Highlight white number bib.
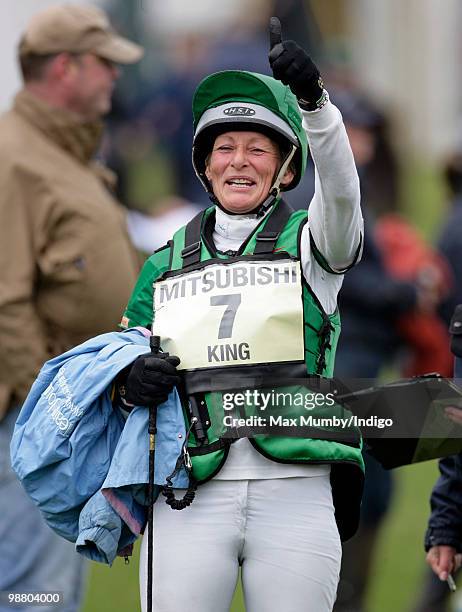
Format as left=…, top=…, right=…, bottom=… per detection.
left=152, top=259, right=304, bottom=370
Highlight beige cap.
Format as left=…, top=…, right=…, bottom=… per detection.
left=19, top=4, right=143, bottom=64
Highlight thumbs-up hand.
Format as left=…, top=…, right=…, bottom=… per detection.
left=268, top=16, right=325, bottom=110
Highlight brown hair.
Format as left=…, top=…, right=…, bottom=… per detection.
left=18, top=47, right=57, bottom=82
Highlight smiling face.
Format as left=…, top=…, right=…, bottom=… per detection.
left=204, top=131, right=294, bottom=214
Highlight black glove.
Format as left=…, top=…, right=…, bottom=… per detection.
left=119, top=353, right=181, bottom=407
left=268, top=16, right=325, bottom=110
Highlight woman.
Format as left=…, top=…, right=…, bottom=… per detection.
left=119, top=19, right=364, bottom=612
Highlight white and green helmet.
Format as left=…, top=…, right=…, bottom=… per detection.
left=192, top=70, right=308, bottom=197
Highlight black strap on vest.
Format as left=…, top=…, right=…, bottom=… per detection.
left=253, top=199, right=293, bottom=254
left=183, top=361, right=309, bottom=395
left=181, top=200, right=294, bottom=267
left=187, top=438, right=233, bottom=456
left=181, top=209, right=205, bottom=268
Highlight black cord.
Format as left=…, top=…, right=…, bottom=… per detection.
left=161, top=419, right=198, bottom=510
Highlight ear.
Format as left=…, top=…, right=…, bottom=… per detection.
left=280, top=167, right=295, bottom=188
left=205, top=165, right=212, bottom=183
left=51, top=53, right=78, bottom=81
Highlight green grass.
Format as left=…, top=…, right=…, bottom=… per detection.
left=82, top=461, right=446, bottom=612
left=365, top=462, right=440, bottom=611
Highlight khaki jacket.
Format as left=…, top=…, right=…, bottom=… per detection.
left=0, top=90, right=140, bottom=419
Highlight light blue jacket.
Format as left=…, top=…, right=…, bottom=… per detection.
left=10, top=327, right=188, bottom=565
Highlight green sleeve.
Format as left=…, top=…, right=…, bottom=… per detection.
left=120, top=245, right=171, bottom=329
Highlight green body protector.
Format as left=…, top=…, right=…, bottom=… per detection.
left=145, top=200, right=364, bottom=540
left=123, top=71, right=364, bottom=540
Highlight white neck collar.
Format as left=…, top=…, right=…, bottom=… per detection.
left=214, top=207, right=268, bottom=242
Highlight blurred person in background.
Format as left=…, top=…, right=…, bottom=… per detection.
left=416, top=303, right=462, bottom=612
left=0, top=5, right=142, bottom=610
left=409, top=144, right=462, bottom=612
left=435, top=148, right=462, bottom=325
left=332, top=91, right=452, bottom=612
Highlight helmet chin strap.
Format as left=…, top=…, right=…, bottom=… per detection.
left=206, top=144, right=297, bottom=218
left=255, top=144, right=297, bottom=218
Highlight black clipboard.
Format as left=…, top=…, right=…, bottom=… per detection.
left=337, top=375, right=462, bottom=468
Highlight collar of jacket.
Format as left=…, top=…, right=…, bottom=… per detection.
left=14, top=89, right=104, bottom=164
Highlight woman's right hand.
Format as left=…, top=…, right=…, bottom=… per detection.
left=268, top=16, right=324, bottom=109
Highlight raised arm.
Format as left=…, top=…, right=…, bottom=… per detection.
left=302, top=102, right=362, bottom=271
left=269, top=17, right=362, bottom=273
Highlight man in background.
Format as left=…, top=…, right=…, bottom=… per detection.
left=0, top=5, right=142, bottom=610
